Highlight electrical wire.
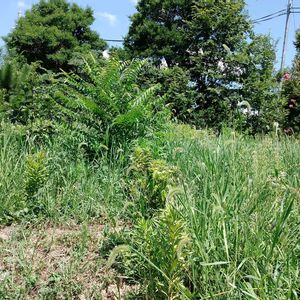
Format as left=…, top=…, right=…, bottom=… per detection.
left=253, top=12, right=287, bottom=23
left=252, top=7, right=300, bottom=24
left=252, top=9, right=286, bottom=22
left=103, top=7, right=300, bottom=42
left=103, top=39, right=123, bottom=42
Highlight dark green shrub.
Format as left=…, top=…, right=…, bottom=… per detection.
left=0, top=60, right=55, bottom=125
left=281, top=29, right=300, bottom=133
left=282, top=71, right=300, bottom=133
left=137, top=64, right=197, bottom=124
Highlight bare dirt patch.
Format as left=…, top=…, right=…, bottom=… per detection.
left=0, top=225, right=17, bottom=241
left=0, top=223, right=138, bottom=299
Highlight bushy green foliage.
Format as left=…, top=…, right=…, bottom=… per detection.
left=125, top=0, right=193, bottom=66
left=137, top=64, right=197, bottom=123
left=5, top=0, right=106, bottom=72
left=281, top=29, right=300, bottom=133
left=188, top=7, right=284, bottom=132
left=282, top=75, right=300, bottom=132
left=0, top=60, right=55, bottom=125
left=125, top=0, right=282, bottom=132
left=54, top=55, right=170, bottom=151
left=231, top=35, right=287, bottom=133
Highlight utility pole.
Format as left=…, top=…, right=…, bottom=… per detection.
left=280, top=0, right=292, bottom=73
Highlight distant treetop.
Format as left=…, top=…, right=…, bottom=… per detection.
left=4, top=0, right=107, bottom=72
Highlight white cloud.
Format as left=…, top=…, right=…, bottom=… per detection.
left=129, top=0, right=138, bottom=4
left=17, top=0, right=26, bottom=16
left=97, top=12, right=117, bottom=26
left=17, top=0, right=25, bottom=9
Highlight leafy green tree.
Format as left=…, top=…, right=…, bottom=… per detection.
left=126, top=0, right=281, bottom=132
left=137, top=64, right=197, bottom=124
left=282, top=30, right=300, bottom=132
left=125, top=0, right=194, bottom=67
left=5, top=0, right=106, bottom=72
left=125, top=0, right=251, bottom=70
left=239, top=35, right=286, bottom=133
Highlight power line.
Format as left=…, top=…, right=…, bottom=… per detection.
left=103, top=39, right=123, bottom=43
left=252, top=7, right=300, bottom=23
left=253, top=12, right=287, bottom=24
left=103, top=7, right=300, bottom=44
left=252, top=9, right=286, bottom=22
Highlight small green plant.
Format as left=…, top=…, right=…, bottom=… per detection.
left=24, top=151, right=48, bottom=213
left=109, top=206, right=192, bottom=299
left=128, top=146, right=178, bottom=216
left=99, top=225, right=131, bottom=259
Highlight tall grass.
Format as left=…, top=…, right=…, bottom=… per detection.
left=115, top=126, right=300, bottom=299
left=173, top=129, right=299, bottom=298
left=0, top=123, right=299, bottom=298
left=0, top=123, right=130, bottom=224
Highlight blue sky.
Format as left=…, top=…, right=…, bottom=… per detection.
left=0, top=0, right=299, bottom=69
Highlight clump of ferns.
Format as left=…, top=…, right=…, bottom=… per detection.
left=127, top=146, right=180, bottom=217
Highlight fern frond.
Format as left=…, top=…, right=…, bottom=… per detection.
left=131, top=85, right=158, bottom=107
left=113, top=107, right=144, bottom=126
left=120, top=59, right=147, bottom=84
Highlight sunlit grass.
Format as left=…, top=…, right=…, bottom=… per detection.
left=0, top=124, right=299, bottom=298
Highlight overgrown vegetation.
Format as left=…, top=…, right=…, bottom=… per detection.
left=0, top=0, right=299, bottom=298
left=0, top=125, right=299, bottom=298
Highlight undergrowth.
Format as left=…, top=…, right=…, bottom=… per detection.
left=0, top=123, right=299, bottom=299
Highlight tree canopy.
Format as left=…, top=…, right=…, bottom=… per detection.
left=5, top=0, right=106, bottom=72
left=125, top=0, right=281, bottom=131
left=281, top=29, right=300, bottom=132
left=125, top=0, right=251, bottom=67
left=125, top=0, right=194, bottom=67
